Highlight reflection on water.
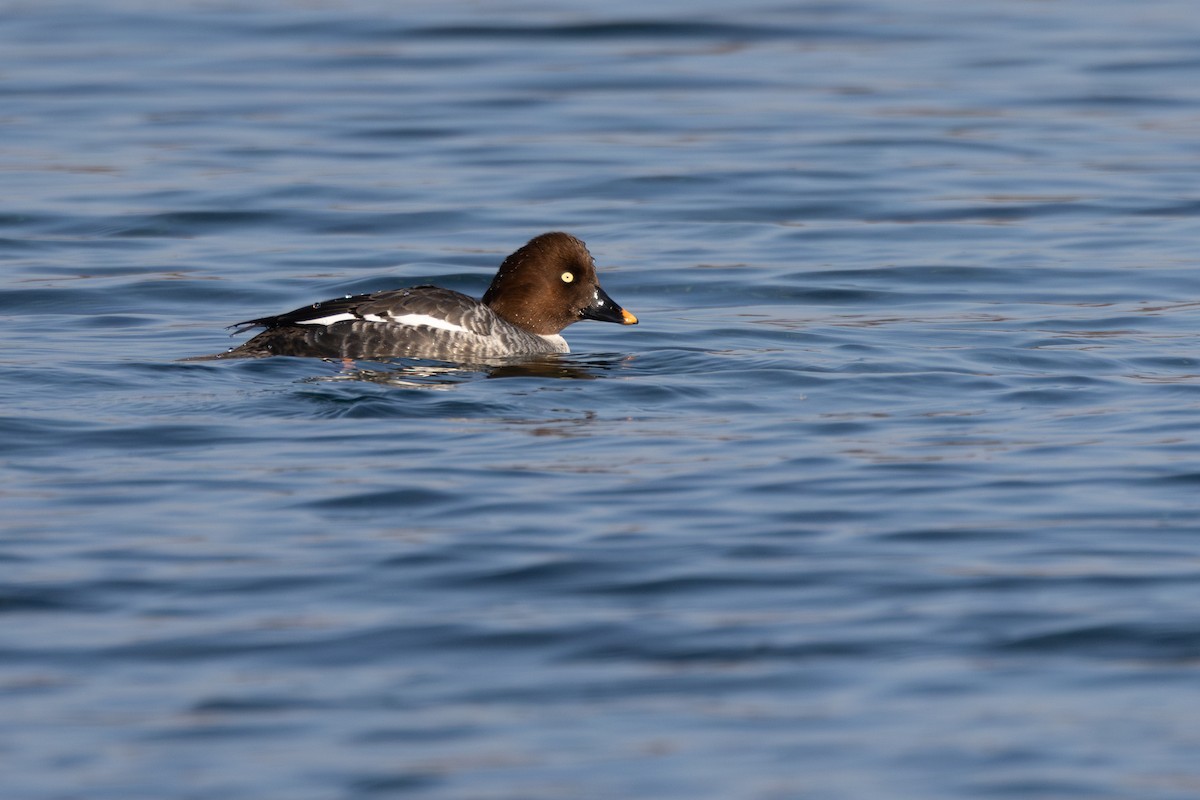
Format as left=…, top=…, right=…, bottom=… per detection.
left=306, top=354, right=630, bottom=387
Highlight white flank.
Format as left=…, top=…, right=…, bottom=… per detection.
left=391, top=313, right=469, bottom=334
left=296, top=312, right=357, bottom=325
left=539, top=334, right=569, bottom=353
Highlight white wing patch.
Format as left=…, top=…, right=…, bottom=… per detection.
left=296, top=312, right=357, bottom=325
left=391, top=314, right=470, bottom=334
left=293, top=311, right=468, bottom=334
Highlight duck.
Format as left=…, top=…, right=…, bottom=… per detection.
left=207, top=231, right=637, bottom=362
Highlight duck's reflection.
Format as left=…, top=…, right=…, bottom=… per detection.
left=308, top=353, right=632, bottom=388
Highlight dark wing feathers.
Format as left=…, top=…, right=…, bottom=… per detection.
left=230, top=286, right=488, bottom=334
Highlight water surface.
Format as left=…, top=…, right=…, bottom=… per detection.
left=3, top=1, right=1200, bottom=798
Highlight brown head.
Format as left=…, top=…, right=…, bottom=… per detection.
left=481, top=232, right=638, bottom=335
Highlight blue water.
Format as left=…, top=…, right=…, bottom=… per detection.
left=3, top=1, right=1200, bottom=797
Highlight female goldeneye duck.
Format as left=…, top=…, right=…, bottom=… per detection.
left=208, top=232, right=638, bottom=363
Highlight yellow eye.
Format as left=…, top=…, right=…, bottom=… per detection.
left=561, top=271, right=574, bottom=283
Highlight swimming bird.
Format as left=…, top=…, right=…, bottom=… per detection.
left=206, top=232, right=637, bottom=362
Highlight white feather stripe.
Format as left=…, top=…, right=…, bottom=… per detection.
left=390, top=314, right=470, bottom=334
left=292, top=307, right=470, bottom=331
left=293, top=311, right=470, bottom=334
left=295, top=312, right=357, bottom=325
